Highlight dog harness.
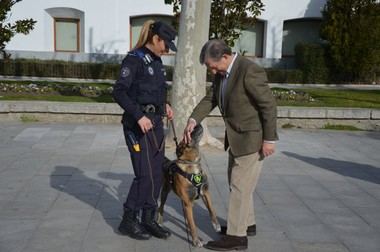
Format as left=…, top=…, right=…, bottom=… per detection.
left=167, top=160, right=207, bottom=200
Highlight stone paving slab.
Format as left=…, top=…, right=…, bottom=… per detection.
left=0, top=122, right=379, bottom=252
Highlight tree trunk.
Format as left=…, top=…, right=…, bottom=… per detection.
left=170, top=0, right=222, bottom=149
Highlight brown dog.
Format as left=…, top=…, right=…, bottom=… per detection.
left=157, top=125, right=221, bottom=247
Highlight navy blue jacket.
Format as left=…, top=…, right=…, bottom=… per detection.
left=112, top=47, right=168, bottom=125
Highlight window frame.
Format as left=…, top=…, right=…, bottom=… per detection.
left=54, top=18, right=80, bottom=53
left=281, top=18, right=322, bottom=58
left=233, top=20, right=265, bottom=58
left=129, top=15, right=176, bottom=55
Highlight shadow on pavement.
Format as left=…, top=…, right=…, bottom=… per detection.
left=50, top=166, right=131, bottom=234
left=283, top=151, right=380, bottom=184
left=50, top=166, right=220, bottom=245
left=103, top=171, right=221, bottom=243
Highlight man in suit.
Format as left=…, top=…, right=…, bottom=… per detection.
left=183, top=39, right=278, bottom=251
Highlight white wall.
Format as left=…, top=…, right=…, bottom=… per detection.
left=6, top=0, right=326, bottom=62
left=6, top=0, right=173, bottom=54
left=259, top=0, right=326, bottom=58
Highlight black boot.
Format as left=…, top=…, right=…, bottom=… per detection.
left=118, top=208, right=151, bottom=240
left=141, top=208, right=171, bottom=239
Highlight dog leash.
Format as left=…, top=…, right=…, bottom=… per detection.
left=167, top=118, right=193, bottom=248
left=168, top=118, right=179, bottom=147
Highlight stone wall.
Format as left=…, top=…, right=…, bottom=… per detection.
left=0, top=101, right=379, bottom=131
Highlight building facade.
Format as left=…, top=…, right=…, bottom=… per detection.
left=5, top=0, right=327, bottom=67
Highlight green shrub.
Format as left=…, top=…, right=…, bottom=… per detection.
left=295, top=43, right=329, bottom=84
left=0, top=58, right=120, bottom=80
left=266, top=68, right=303, bottom=83
left=320, top=0, right=380, bottom=83
left=0, top=58, right=180, bottom=81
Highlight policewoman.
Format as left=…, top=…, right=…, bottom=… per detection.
left=112, top=20, right=177, bottom=240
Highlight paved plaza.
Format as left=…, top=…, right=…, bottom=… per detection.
left=0, top=122, right=379, bottom=252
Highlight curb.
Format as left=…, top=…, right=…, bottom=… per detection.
left=0, top=101, right=379, bottom=130
left=1, top=101, right=379, bottom=119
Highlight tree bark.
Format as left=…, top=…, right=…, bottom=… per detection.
left=170, top=0, right=222, bottom=149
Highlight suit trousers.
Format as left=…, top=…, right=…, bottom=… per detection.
left=227, top=150, right=263, bottom=236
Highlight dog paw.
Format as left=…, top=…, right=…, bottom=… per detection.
left=213, top=222, right=221, bottom=232
left=192, top=238, right=203, bottom=248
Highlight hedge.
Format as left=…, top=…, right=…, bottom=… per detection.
left=0, top=59, right=120, bottom=80
left=295, top=43, right=329, bottom=84
left=266, top=68, right=303, bottom=83
left=1, top=58, right=305, bottom=83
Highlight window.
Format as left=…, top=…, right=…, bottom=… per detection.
left=54, top=18, right=79, bottom=52
left=130, top=15, right=175, bottom=50
left=46, top=7, right=84, bottom=52
left=282, top=19, right=322, bottom=57
left=232, top=21, right=265, bottom=57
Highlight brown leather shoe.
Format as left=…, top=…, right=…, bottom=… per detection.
left=219, top=224, right=256, bottom=236
left=204, top=235, right=247, bottom=251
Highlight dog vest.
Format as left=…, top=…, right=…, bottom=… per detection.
left=167, top=160, right=207, bottom=200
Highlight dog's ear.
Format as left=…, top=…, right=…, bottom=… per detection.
left=190, top=124, right=203, bottom=146
left=176, top=140, right=186, bottom=158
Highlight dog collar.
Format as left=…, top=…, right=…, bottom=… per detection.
left=176, top=159, right=201, bottom=165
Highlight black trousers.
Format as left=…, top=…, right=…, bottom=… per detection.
left=122, top=115, right=165, bottom=211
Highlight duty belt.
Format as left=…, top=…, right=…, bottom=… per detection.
left=141, top=104, right=160, bottom=114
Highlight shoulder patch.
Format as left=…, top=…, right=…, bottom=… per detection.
left=148, top=66, right=154, bottom=75
left=121, top=67, right=130, bottom=78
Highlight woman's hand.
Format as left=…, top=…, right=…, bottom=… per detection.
left=137, top=116, right=153, bottom=133
left=166, top=104, right=174, bottom=120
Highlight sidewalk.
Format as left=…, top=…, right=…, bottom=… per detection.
left=0, top=122, right=379, bottom=252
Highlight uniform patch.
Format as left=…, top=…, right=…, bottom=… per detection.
left=121, top=67, right=130, bottom=78
left=148, top=66, right=154, bottom=75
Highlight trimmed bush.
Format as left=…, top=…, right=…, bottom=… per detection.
left=266, top=68, right=303, bottom=83
left=0, top=58, right=324, bottom=84
left=295, top=43, right=329, bottom=84
left=0, top=58, right=177, bottom=81
left=0, top=58, right=120, bottom=80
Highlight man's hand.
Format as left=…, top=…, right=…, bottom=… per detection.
left=261, top=142, right=275, bottom=157
left=137, top=116, right=153, bottom=133
left=183, top=118, right=197, bottom=144
left=166, top=104, right=174, bottom=120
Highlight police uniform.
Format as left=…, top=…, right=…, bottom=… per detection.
left=113, top=21, right=177, bottom=240
left=113, top=46, right=167, bottom=211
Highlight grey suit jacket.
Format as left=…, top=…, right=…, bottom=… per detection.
left=190, top=55, right=278, bottom=157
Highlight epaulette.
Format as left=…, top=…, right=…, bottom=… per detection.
left=127, top=49, right=153, bottom=65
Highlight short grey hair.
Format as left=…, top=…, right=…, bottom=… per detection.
left=199, top=39, right=232, bottom=64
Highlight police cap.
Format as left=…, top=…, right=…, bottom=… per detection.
left=151, top=21, right=177, bottom=52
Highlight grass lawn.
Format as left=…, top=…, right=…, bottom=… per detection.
left=275, top=88, right=380, bottom=108
left=0, top=79, right=112, bottom=89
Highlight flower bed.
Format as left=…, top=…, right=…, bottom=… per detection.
left=0, top=82, right=113, bottom=98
